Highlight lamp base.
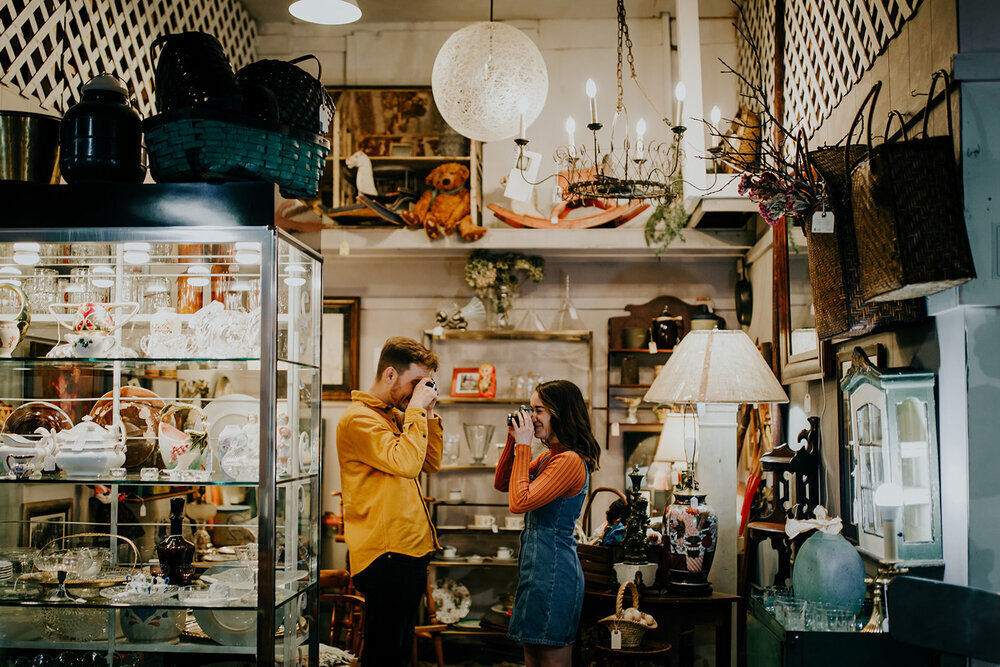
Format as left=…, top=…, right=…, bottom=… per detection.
left=613, top=561, right=659, bottom=589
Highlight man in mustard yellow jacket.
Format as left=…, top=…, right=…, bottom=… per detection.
left=337, top=336, right=443, bottom=665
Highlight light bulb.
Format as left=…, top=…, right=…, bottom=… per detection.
left=187, top=276, right=210, bottom=287
left=13, top=243, right=40, bottom=253
left=0, top=266, right=21, bottom=276
left=636, top=118, right=647, bottom=159
left=288, top=0, right=361, bottom=25
left=565, top=116, right=576, bottom=134
left=13, top=252, right=39, bottom=266
left=674, top=82, right=687, bottom=101
left=92, top=265, right=114, bottom=289
left=284, top=276, right=307, bottom=287
left=586, top=79, right=597, bottom=99
left=123, top=242, right=150, bottom=265
left=284, top=264, right=307, bottom=287
left=711, top=105, right=722, bottom=126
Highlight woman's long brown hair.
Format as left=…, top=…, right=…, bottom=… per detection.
left=535, top=380, right=600, bottom=472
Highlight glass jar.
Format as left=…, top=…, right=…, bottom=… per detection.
left=142, top=278, right=171, bottom=313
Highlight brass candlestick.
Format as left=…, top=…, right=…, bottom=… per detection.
left=861, top=562, right=908, bottom=633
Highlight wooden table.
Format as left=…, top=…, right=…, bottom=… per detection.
left=582, top=588, right=741, bottom=667
left=594, top=638, right=672, bottom=667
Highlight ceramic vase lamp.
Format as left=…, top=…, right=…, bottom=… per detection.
left=644, top=329, right=788, bottom=595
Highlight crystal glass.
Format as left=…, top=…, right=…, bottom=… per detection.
left=443, top=433, right=461, bottom=465
left=775, top=598, right=806, bottom=631
left=517, top=296, right=545, bottom=331
left=463, top=423, right=495, bottom=466
left=549, top=274, right=585, bottom=331
left=142, top=277, right=171, bottom=314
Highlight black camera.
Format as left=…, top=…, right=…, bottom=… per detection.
left=426, top=379, right=437, bottom=391
left=507, top=405, right=530, bottom=426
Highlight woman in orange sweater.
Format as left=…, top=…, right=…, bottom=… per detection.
left=494, top=379, right=600, bottom=667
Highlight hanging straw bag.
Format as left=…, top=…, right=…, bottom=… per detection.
left=805, top=83, right=925, bottom=340
left=850, top=70, right=976, bottom=301
left=598, top=580, right=657, bottom=648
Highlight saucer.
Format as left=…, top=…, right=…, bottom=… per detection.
left=438, top=554, right=463, bottom=561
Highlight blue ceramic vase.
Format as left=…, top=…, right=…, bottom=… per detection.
left=792, top=531, right=866, bottom=613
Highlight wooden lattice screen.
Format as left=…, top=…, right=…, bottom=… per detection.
left=737, top=0, right=923, bottom=139
left=0, top=0, right=256, bottom=116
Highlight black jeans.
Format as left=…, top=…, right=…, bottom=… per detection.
left=351, top=552, right=431, bottom=666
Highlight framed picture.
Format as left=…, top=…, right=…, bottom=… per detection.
left=22, top=498, right=73, bottom=549
left=450, top=368, right=481, bottom=397
left=322, top=297, right=361, bottom=401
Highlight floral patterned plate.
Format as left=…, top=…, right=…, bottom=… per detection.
left=431, top=578, right=471, bottom=624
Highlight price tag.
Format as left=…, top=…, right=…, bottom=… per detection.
left=812, top=210, right=835, bottom=234
left=691, top=496, right=700, bottom=509
left=610, top=628, right=622, bottom=650
left=611, top=422, right=621, bottom=437
left=339, top=240, right=351, bottom=256
left=648, top=341, right=658, bottom=354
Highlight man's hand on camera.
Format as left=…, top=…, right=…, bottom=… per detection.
left=409, top=378, right=438, bottom=411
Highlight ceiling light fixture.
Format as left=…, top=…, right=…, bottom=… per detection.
left=288, top=0, right=362, bottom=25
left=432, top=2, right=548, bottom=142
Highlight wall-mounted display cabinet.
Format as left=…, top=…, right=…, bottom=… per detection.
left=840, top=349, right=942, bottom=565
left=0, top=182, right=321, bottom=665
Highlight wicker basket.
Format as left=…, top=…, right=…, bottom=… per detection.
left=144, top=107, right=330, bottom=199
left=805, top=82, right=925, bottom=340
left=236, top=55, right=335, bottom=136
left=598, top=580, right=657, bottom=648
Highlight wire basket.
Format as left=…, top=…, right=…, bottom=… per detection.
left=144, top=107, right=331, bottom=199
left=598, top=580, right=657, bottom=648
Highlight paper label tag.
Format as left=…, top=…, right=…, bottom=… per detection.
left=812, top=210, right=835, bottom=234
left=339, top=240, right=351, bottom=256
left=611, top=422, right=621, bottom=437
left=648, top=341, right=658, bottom=354
left=610, top=628, right=622, bottom=650
left=691, top=496, right=700, bottom=509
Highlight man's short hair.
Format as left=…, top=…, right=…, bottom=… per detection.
left=376, top=336, right=439, bottom=376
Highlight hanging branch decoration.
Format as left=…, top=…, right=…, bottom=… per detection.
left=701, top=0, right=823, bottom=228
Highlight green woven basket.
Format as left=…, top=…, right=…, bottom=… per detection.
left=144, top=107, right=330, bottom=198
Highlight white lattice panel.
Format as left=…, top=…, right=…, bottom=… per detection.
left=736, top=0, right=922, bottom=139
left=735, top=0, right=775, bottom=117
left=0, top=0, right=256, bottom=115
left=783, top=0, right=923, bottom=137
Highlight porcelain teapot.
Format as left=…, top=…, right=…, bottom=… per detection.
left=52, top=416, right=126, bottom=476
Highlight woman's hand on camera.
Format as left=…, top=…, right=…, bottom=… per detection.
left=511, top=410, right=534, bottom=446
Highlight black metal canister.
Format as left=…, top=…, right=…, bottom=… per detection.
left=59, top=74, right=145, bottom=184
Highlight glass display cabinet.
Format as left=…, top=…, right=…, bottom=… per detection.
left=839, top=347, right=942, bottom=565
left=0, top=182, right=322, bottom=665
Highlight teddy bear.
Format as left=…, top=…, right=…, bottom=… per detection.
left=400, top=162, right=487, bottom=241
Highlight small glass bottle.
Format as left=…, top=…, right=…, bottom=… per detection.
left=156, top=497, right=195, bottom=586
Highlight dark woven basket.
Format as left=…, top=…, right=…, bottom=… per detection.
left=236, top=55, right=334, bottom=136
left=850, top=70, right=975, bottom=302
left=152, top=32, right=241, bottom=113
left=143, top=107, right=330, bottom=199
left=805, top=83, right=924, bottom=340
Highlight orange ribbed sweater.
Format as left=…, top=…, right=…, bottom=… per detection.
left=494, top=435, right=587, bottom=513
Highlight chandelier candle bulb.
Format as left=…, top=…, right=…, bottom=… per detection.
left=586, top=79, right=598, bottom=124
left=565, top=117, right=577, bottom=157
left=517, top=97, right=528, bottom=140
left=636, top=118, right=647, bottom=160
left=710, top=105, right=722, bottom=126
left=674, top=81, right=686, bottom=127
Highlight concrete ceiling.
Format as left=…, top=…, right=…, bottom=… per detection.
left=240, top=0, right=737, bottom=25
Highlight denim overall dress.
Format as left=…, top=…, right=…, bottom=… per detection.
left=507, top=453, right=589, bottom=647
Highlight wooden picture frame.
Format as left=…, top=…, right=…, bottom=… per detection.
left=836, top=342, right=886, bottom=543
left=450, top=368, right=481, bottom=397
left=22, top=498, right=73, bottom=549
left=322, top=297, right=360, bottom=401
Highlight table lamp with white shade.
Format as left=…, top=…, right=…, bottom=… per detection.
left=651, top=411, right=694, bottom=508
left=644, top=329, right=788, bottom=595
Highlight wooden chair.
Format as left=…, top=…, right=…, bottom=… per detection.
left=321, top=569, right=365, bottom=658
left=412, top=576, right=446, bottom=667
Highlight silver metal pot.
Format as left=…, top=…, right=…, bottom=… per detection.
left=0, top=111, right=61, bottom=183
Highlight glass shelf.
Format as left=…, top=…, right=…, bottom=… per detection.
left=0, top=639, right=255, bottom=655
left=426, top=329, right=591, bottom=342
left=0, top=471, right=316, bottom=486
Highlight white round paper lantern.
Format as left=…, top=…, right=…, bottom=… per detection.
left=432, top=22, right=548, bottom=143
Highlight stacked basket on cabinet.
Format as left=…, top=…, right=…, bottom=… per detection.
left=143, top=32, right=334, bottom=198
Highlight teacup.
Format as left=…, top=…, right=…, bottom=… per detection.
left=448, top=489, right=463, bottom=502
left=504, top=516, right=525, bottom=531
left=442, top=545, right=457, bottom=559
left=473, top=514, right=496, bottom=529
left=496, top=546, right=514, bottom=560
left=66, top=332, right=116, bottom=358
